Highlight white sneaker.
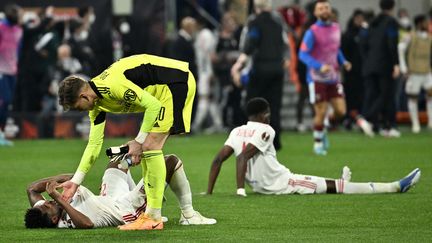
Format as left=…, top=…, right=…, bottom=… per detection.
left=388, top=128, right=401, bottom=138
left=412, top=124, right=421, bottom=133
left=342, top=166, right=352, bottom=181
left=356, top=118, right=374, bottom=137
left=296, top=123, right=307, bottom=133
left=179, top=211, right=217, bottom=225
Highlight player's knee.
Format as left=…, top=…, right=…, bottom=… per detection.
left=335, top=107, right=346, bottom=118
left=165, top=154, right=180, bottom=171
left=164, top=154, right=181, bottom=183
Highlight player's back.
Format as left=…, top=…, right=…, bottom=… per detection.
left=226, top=122, right=291, bottom=194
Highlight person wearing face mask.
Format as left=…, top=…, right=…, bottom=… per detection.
left=0, top=4, right=22, bottom=146
left=398, top=15, right=432, bottom=133
left=67, top=19, right=98, bottom=77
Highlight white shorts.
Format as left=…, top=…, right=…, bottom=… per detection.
left=100, top=169, right=146, bottom=224
left=405, top=73, right=432, bottom=95
left=280, top=173, right=327, bottom=195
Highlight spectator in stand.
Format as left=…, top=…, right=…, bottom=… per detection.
left=361, top=0, right=400, bottom=138
left=38, top=43, right=84, bottom=138
left=169, top=17, right=198, bottom=82
left=398, top=15, right=432, bottom=133
left=67, top=19, right=98, bottom=77
left=0, top=4, right=22, bottom=146
left=341, top=9, right=365, bottom=130
left=16, top=6, right=59, bottom=112
left=279, top=2, right=311, bottom=132
left=213, top=13, right=246, bottom=129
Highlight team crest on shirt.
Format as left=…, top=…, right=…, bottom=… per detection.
left=261, top=132, right=270, bottom=142
left=123, top=89, right=137, bottom=101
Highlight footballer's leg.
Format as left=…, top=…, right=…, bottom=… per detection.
left=325, top=168, right=421, bottom=194
left=406, top=75, right=422, bottom=133
left=165, top=154, right=216, bottom=225
left=426, top=86, right=432, bottom=129
left=100, top=161, right=132, bottom=199
left=313, top=101, right=328, bottom=155
left=119, top=133, right=168, bottom=231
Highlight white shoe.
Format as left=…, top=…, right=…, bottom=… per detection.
left=179, top=211, right=217, bottom=225
left=313, top=143, right=327, bottom=156
left=356, top=118, right=374, bottom=137
left=296, top=123, right=307, bottom=133
left=388, top=128, right=401, bottom=138
left=342, top=166, right=352, bottom=181
left=412, top=124, right=421, bottom=133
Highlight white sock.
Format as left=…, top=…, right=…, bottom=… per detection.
left=192, top=98, right=209, bottom=130
left=168, top=162, right=194, bottom=218
left=126, top=170, right=136, bottom=190
left=408, top=99, right=419, bottom=128
left=335, top=179, right=399, bottom=194
left=145, top=207, right=161, bottom=220
left=314, top=177, right=328, bottom=194
left=209, top=102, right=223, bottom=128
left=427, top=97, right=432, bottom=127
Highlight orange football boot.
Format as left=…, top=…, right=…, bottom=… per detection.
left=118, top=213, right=163, bottom=230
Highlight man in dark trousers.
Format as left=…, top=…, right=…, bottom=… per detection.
left=361, top=0, right=400, bottom=137
left=231, top=0, right=289, bottom=150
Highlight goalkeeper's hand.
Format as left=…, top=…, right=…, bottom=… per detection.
left=60, top=180, right=78, bottom=202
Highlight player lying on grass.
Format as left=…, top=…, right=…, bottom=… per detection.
left=25, top=154, right=216, bottom=229
left=207, top=97, right=421, bottom=196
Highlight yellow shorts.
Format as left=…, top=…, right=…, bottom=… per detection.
left=144, top=71, right=196, bottom=134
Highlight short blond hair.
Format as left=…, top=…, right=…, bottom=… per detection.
left=254, top=0, right=271, bottom=10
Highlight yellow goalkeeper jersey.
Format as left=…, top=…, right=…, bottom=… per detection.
left=77, top=54, right=192, bottom=177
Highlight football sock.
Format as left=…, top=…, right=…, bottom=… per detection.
left=209, top=102, right=223, bottom=129
left=335, top=179, right=399, bottom=194
left=427, top=97, right=432, bottom=127
left=192, top=98, right=209, bottom=130
left=142, top=150, right=166, bottom=220
left=408, top=99, right=419, bottom=128
left=168, top=161, right=194, bottom=218
left=314, top=177, right=328, bottom=194
left=126, top=170, right=136, bottom=190
left=313, top=124, right=324, bottom=146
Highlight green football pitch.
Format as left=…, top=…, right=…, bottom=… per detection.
left=0, top=130, right=431, bottom=242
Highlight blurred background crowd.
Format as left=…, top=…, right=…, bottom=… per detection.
left=0, top=0, right=431, bottom=143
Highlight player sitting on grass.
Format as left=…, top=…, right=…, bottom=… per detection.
left=25, top=154, right=216, bottom=229
left=207, top=97, right=421, bottom=196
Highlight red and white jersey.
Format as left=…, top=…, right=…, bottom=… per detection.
left=57, top=178, right=146, bottom=228
left=57, top=186, right=123, bottom=228
left=224, top=121, right=292, bottom=194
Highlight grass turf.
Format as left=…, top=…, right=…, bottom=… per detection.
left=0, top=129, right=431, bottom=242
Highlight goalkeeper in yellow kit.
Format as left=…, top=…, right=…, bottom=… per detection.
left=57, top=54, right=196, bottom=230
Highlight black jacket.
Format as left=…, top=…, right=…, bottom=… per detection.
left=362, top=13, right=399, bottom=76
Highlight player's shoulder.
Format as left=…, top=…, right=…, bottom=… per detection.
left=229, top=125, right=243, bottom=135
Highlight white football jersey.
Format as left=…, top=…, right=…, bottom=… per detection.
left=57, top=185, right=144, bottom=228
left=224, top=121, right=291, bottom=194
